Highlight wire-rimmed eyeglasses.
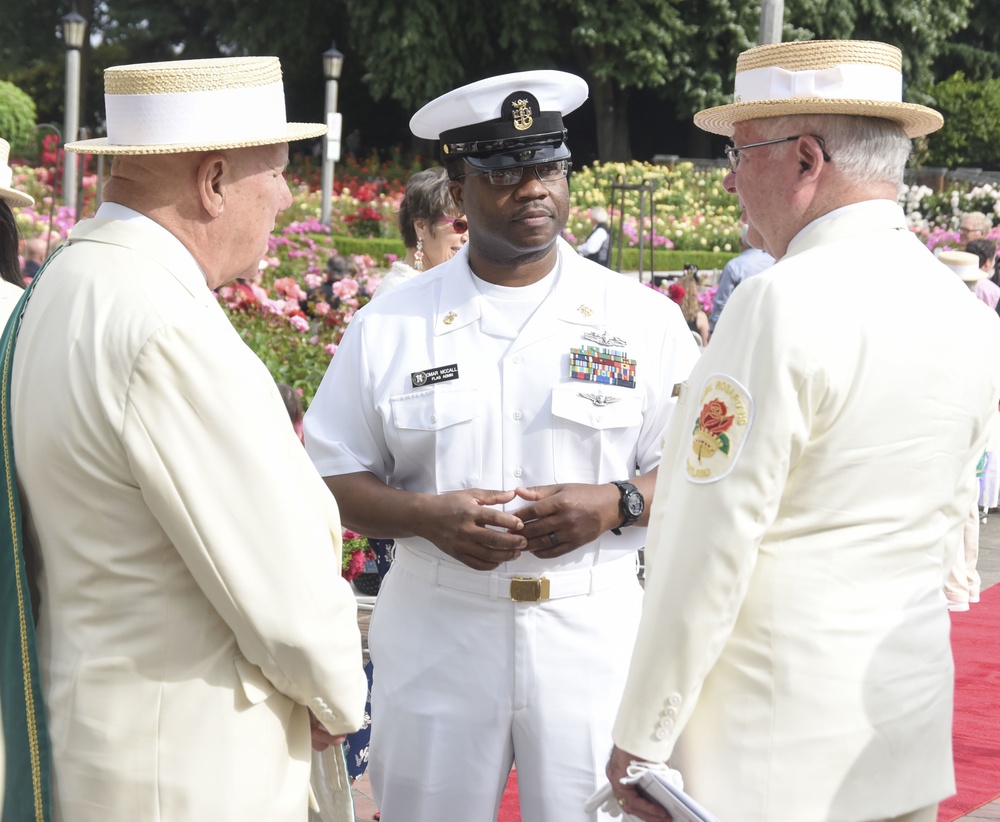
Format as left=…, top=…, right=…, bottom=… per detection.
left=724, top=135, right=831, bottom=173
left=459, top=159, right=571, bottom=187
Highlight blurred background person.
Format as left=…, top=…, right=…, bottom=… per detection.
left=372, top=167, right=468, bottom=299
left=576, top=204, right=611, bottom=267
left=0, top=137, right=30, bottom=320
left=709, top=224, right=774, bottom=337
left=667, top=264, right=709, bottom=348
left=21, top=237, right=47, bottom=281
left=940, top=250, right=992, bottom=612
left=958, top=211, right=992, bottom=247
left=276, top=382, right=305, bottom=445
left=965, top=237, right=999, bottom=309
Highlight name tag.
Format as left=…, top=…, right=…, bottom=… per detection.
left=411, top=364, right=460, bottom=388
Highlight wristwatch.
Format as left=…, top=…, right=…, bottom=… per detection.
left=610, top=480, right=644, bottom=535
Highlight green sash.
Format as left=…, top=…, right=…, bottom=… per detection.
left=0, top=267, right=52, bottom=822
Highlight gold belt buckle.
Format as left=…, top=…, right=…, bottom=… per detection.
left=509, top=577, right=551, bottom=602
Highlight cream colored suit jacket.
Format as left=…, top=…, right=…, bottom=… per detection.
left=613, top=201, right=1000, bottom=821
left=10, top=207, right=367, bottom=821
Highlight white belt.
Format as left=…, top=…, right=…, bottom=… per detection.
left=394, top=547, right=638, bottom=602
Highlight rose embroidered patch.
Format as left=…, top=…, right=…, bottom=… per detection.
left=686, top=374, right=753, bottom=483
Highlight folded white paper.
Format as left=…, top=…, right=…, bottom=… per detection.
left=584, top=762, right=720, bottom=822
left=627, top=768, right=720, bottom=822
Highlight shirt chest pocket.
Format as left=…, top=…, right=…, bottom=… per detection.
left=390, top=387, right=482, bottom=491
left=550, top=385, right=643, bottom=483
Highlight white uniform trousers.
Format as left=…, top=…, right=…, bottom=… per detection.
left=367, top=549, right=643, bottom=822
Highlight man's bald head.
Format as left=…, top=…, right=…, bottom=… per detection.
left=101, top=144, right=292, bottom=288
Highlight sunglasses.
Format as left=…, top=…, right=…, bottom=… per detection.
left=438, top=216, right=469, bottom=233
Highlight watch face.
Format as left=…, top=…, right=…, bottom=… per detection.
left=626, top=493, right=644, bottom=517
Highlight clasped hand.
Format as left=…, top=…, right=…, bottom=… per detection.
left=419, top=483, right=618, bottom=569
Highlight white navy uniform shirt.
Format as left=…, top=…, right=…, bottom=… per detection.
left=306, top=238, right=700, bottom=574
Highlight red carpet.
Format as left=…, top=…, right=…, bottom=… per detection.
left=499, top=769, right=520, bottom=822
left=938, top=583, right=1000, bottom=821
left=499, top=584, right=1000, bottom=822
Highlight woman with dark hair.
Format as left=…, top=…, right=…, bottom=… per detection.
left=0, top=138, right=31, bottom=325
left=372, top=166, right=468, bottom=298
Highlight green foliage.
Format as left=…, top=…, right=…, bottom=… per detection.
left=786, top=0, right=973, bottom=104
left=922, top=73, right=1000, bottom=169
left=932, top=0, right=1000, bottom=83
left=618, top=249, right=737, bottom=271
left=325, top=236, right=405, bottom=262
left=1, top=0, right=991, bottom=164
left=0, top=80, right=37, bottom=154
left=228, top=311, right=335, bottom=408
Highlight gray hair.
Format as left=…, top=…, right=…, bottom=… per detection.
left=755, top=114, right=912, bottom=193
left=961, top=211, right=992, bottom=233
left=397, top=167, right=458, bottom=248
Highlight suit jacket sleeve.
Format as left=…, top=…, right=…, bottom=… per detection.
left=120, top=309, right=367, bottom=734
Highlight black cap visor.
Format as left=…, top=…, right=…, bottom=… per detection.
left=461, top=141, right=571, bottom=171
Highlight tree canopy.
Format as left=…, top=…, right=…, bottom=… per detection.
left=0, top=0, right=996, bottom=165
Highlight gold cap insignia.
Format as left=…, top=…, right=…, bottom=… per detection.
left=512, top=98, right=533, bottom=131
left=577, top=304, right=593, bottom=317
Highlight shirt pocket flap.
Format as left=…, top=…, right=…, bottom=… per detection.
left=233, top=654, right=277, bottom=705
left=391, top=388, right=477, bottom=431
left=551, top=385, right=642, bottom=430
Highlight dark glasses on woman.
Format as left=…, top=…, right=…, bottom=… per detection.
left=438, top=217, right=469, bottom=233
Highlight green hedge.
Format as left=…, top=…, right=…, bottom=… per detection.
left=614, top=248, right=737, bottom=272
left=325, top=236, right=406, bottom=262
left=326, top=237, right=736, bottom=273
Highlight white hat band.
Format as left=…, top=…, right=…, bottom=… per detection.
left=105, top=82, right=287, bottom=147
left=0, top=166, right=12, bottom=189
left=734, top=63, right=903, bottom=104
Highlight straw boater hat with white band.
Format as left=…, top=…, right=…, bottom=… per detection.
left=694, top=40, right=943, bottom=139
left=0, top=138, right=34, bottom=208
left=939, top=250, right=985, bottom=283
left=66, top=56, right=326, bottom=155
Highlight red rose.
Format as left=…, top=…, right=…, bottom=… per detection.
left=699, top=399, right=734, bottom=435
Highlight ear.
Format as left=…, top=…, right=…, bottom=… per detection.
left=413, top=217, right=429, bottom=239
left=449, top=180, right=465, bottom=213
left=795, top=136, right=826, bottom=182
left=197, top=152, right=228, bottom=217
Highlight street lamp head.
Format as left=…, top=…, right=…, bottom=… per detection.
left=323, top=42, right=344, bottom=81
left=61, top=9, right=87, bottom=51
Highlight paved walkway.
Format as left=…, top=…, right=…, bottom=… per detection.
left=347, top=518, right=1000, bottom=821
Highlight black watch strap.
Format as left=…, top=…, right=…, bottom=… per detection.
left=610, top=480, right=644, bottom=536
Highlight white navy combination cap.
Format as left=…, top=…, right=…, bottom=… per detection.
left=409, top=70, right=588, bottom=171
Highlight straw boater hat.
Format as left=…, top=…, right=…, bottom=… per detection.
left=694, top=40, right=943, bottom=139
left=0, top=139, right=33, bottom=208
left=939, top=250, right=985, bottom=283
left=66, top=56, right=326, bottom=155
left=410, top=70, right=588, bottom=171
